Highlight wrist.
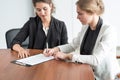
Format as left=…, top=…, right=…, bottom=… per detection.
left=53, top=47, right=60, bottom=53
left=13, top=44, right=23, bottom=52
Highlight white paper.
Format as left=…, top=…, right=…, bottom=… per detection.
left=15, top=54, right=54, bottom=66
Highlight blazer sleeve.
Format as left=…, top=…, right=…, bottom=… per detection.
left=10, top=20, right=30, bottom=49
left=58, top=31, right=82, bottom=53
left=58, top=26, right=87, bottom=53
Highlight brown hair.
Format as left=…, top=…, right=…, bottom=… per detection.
left=32, top=0, right=55, bottom=13
left=76, top=0, right=104, bottom=15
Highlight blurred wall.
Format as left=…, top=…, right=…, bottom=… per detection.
left=0, top=0, right=34, bottom=48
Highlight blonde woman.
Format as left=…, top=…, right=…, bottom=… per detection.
left=43, top=0, right=120, bottom=80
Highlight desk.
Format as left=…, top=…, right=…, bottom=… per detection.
left=0, top=49, right=94, bottom=80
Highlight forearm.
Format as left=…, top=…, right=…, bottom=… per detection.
left=53, top=47, right=60, bottom=53
left=58, top=44, right=75, bottom=53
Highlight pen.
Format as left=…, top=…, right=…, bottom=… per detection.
left=46, top=42, right=48, bottom=53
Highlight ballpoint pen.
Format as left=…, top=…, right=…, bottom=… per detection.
left=46, top=42, right=48, bottom=53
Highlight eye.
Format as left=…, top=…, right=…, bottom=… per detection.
left=77, top=12, right=83, bottom=16
left=36, top=8, right=41, bottom=12
left=43, top=7, right=47, bottom=11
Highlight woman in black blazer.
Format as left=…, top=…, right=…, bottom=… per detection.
left=11, top=0, right=68, bottom=58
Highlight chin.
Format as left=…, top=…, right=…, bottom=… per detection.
left=81, top=22, right=87, bottom=25
left=80, top=20, right=86, bottom=25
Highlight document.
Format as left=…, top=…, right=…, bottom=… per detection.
left=11, top=54, right=54, bottom=67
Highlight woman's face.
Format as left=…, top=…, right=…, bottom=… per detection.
left=76, top=5, right=93, bottom=25
left=35, top=2, right=52, bottom=21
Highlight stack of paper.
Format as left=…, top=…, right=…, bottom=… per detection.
left=11, top=54, right=54, bottom=66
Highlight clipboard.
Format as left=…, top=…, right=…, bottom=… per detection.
left=11, top=54, right=54, bottom=67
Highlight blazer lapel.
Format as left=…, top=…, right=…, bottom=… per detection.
left=79, top=26, right=89, bottom=49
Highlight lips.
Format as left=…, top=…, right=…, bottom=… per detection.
left=41, top=15, right=45, bottom=17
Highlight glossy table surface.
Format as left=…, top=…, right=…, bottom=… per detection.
left=0, top=49, right=94, bottom=80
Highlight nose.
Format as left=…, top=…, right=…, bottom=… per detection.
left=40, top=9, right=45, bottom=15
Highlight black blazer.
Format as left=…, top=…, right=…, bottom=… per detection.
left=11, top=16, right=68, bottom=49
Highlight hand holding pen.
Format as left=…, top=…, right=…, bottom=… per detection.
left=43, top=43, right=53, bottom=56
left=43, top=42, right=53, bottom=57
left=43, top=44, right=60, bottom=57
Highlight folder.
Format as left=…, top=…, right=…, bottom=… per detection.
left=11, top=54, right=54, bottom=67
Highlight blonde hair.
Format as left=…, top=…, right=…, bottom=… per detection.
left=76, top=0, right=104, bottom=15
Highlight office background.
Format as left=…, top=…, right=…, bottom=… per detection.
left=0, top=0, right=120, bottom=48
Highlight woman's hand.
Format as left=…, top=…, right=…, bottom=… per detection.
left=17, top=48, right=30, bottom=58
left=13, top=44, right=30, bottom=58
left=43, top=47, right=60, bottom=57
left=54, top=52, right=73, bottom=60
left=43, top=48, right=54, bottom=56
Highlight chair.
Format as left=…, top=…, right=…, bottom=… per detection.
left=5, top=28, right=29, bottom=48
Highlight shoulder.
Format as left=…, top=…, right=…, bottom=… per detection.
left=101, top=20, right=116, bottom=33
left=29, top=16, right=39, bottom=22
left=24, top=16, right=40, bottom=27
left=22, top=16, right=40, bottom=30
left=100, top=20, right=117, bottom=41
left=51, top=17, right=67, bottom=31
left=51, top=16, right=66, bottom=25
